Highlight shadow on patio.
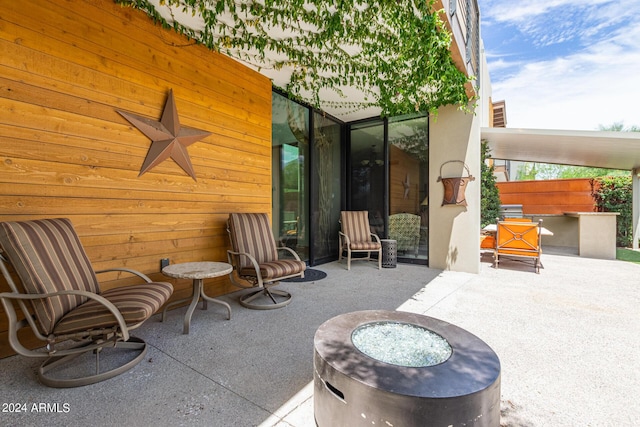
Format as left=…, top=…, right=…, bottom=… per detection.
left=1, top=250, right=639, bottom=426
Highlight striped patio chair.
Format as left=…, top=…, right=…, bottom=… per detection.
left=338, top=211, right=382, bottom=270
left=0, top=218, right=173, bottom=387
left=227, top=213, right=306, bottom=309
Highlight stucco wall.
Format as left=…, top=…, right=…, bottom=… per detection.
left=429, top=104, right=481, bottom=273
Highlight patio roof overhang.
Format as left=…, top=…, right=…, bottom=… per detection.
left=481, top=126, right=640, bottom=250
left=126, top=0, right=475, bottom=122
left=481, top=127, right=640, bottom=170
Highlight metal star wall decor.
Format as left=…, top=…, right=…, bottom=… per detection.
left=403, top=173, right=411, bottom=199
left=118, top=89, right=210, bottom=181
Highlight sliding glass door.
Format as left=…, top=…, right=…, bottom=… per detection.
left=347, top=114, right=429, bottom=264
left=272, top=93, right=310, bottom=260
left=272, top=92, right=344, bottom=265
left=311, top=112, right=342, bottom=264
left=273, top=91, right=428, bottom=266
left=388, top=114, right=429, bottom=262
left=348, top=119, right=386, bottom=237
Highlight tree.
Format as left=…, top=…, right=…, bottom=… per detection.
left=590, top=122, right=639, bottom=247
left=598, top=122, right=640, bottom=132
left=515, top=162, right=539, bottom=180
left=481, top=140, right=501, bottom=227
left=515, top=162, right=629, bottom=180
left=592, top=176, right=632, bottom=247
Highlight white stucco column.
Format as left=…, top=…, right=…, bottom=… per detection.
left=428, top=104, right=481, bottom=273
left=633, top=169, right=639, bottom=250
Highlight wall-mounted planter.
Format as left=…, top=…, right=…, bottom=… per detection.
left=437, top=160, right=475, bottom=206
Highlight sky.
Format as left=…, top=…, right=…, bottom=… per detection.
left=477, top=0, right=640, bottom=131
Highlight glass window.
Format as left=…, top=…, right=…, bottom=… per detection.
left=311, top=112, right=342, bottom=263
left=348, top=120, right=386, bottom=237
left=388, top=113, right=429, bottom=262
left=272, top=93, right=310, bottom=260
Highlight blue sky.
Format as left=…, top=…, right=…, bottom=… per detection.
left=477, top=0, right=640, bottom=131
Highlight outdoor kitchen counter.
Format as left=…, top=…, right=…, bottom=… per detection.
left=564, top=212, right=619, bottom=259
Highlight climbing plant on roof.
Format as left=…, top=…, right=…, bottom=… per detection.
left=116, top=0, right=472, bottom=117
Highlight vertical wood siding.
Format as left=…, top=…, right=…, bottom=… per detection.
left=0, top=0, right=273, bottom=356
left=390, top=145, right=420, bottom=215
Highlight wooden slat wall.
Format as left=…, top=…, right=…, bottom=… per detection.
left=0, top=0, right=272, bottom=357
left=496, top=178, right=596, bottom=215
left=390, top=145, right=420, bottom=215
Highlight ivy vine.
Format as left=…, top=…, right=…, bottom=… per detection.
left=116, top=0, right=472, bottom=117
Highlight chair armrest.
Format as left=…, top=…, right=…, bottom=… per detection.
left=226, top=250, right=265, bottom=288
left=0, top=289, right=131, bottom=351
left=227, top=250, right=262, bottom=274
left=95, top=267, right=152, bottom=283
left=338, top=231, right=351, bottom=245
left=370, top=233, right=381, bottom=243
left=276, top=246, right=303, bottom=261
left=0, top=292, right=42, bottom=345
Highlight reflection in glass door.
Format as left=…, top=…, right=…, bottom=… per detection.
left=311, top=112, right=342, bottom=264
left=272, top=93, right=309, bottom=260
left=348, top=120, right=386, bottom=237
left=388, top=114, right=429, bottom=263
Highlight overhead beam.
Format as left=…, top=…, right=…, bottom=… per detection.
left=482, top=127, right=640, bottom=170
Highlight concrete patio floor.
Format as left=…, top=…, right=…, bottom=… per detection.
left=1, top=248, right=639, bottom=426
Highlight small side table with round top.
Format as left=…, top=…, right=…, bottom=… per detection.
left=161, top=261, right=233, bottom=334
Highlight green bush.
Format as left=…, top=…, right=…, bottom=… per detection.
left=591, top=176, right=632, bottom=247
left=481, top=140, right=501, bottom=228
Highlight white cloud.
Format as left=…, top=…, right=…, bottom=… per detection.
left=492, top=46, right=640, bottom=130
left=481, top=0, right=640, bottom=130
left=483, top=0, right=614, bottom=23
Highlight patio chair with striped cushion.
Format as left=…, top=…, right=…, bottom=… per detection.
left=0, top=218, right=173, bottom=387
left=338, top=211, right=382, bottom=270
left=227, top=213, right=306, bottom=309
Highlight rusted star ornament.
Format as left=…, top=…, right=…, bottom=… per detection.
left=403, top=173, right=410, bottom=199
left=118, top=89, right=210, bottom=181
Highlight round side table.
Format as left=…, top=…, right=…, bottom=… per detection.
left=162, top=261, right=233, bottom=334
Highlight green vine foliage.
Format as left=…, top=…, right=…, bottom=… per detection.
left=592, top=176, right=633, bottom=247
left=116, top=0, right=472, bottom=117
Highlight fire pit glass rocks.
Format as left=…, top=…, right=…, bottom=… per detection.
left=314, top=310, right=501, bottom=427
left=351, top=322, right=452, bottom=367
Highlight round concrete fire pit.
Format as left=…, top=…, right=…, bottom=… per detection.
left=314, top=310, right=501, bottom=427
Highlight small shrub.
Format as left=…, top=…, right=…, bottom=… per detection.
left=481, top=140, right=501, bottom=228
left=592, top=176, right=632, bottom=247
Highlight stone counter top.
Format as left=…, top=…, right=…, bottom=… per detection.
left=162, top=261, right=232, bottom=280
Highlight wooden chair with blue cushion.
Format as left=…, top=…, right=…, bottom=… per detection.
left=227, top=213, right=306, bottom=309
left=0, top=218, right=173, bottom=387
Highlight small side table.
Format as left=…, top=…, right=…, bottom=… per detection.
left=162, top=261, right=233, bottom=334
left=381, top=239, right=397, bottom=268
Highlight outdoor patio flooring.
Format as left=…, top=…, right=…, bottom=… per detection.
left=1, top=248, right=639, bottom=426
